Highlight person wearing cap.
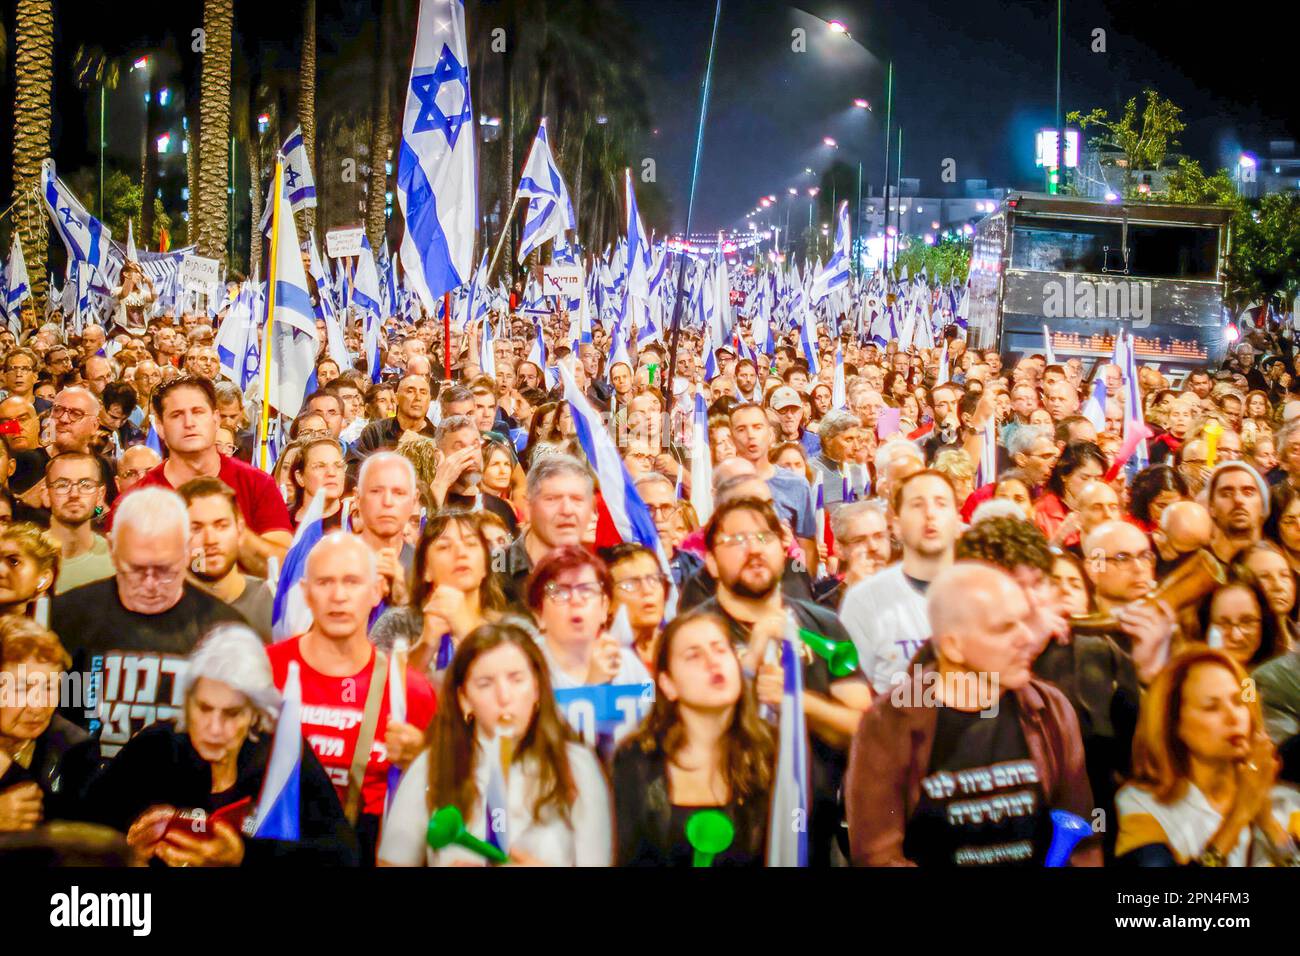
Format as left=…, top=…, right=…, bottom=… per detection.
left=1207, top=461, right=1268, bottom=564
left=770, top=385, right=821, bottom=459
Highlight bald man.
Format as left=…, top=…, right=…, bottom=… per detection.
left=846, top=562, right=1100, bottom=867
left=1154, top=500, right=1213, bottom=574
left=1076, top=480, right=1121, bottom=538
left=266, top=533, right=436, bottom=864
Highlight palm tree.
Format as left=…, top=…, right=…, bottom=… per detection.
left=298, top=0, right=317, bottom=239
left=195, top=0, right=234, bottom=262
left=12, top=0, right=54, bottom=306
left=364, top=0, right=392, bottom=252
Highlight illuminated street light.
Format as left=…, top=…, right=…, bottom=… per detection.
left=788, top=188, right=798, bottom=195
left=822, top=137, right=838, bottom=148
left=808, top=187, right=820, bottom=197
left=827, top=19, right=849, bottom=35
left=853, top=98, right=871, bottom=110
left=1238, top=153, right=1257, bottom=169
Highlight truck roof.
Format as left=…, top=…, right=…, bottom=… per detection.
left=996, top=192, right=1235, bottom=226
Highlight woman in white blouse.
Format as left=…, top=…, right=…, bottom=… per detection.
left=378, top=622, right=612, bottom=867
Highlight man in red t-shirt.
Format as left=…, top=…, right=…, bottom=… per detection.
left=113, top=376, right=293, bottom=574
left=266, top=532, right=435, bottom=864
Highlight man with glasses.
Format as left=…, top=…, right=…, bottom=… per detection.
left=43, top=348, right=75, bottom=389
left=116, top=444, right=161, bottom=494
left=50, top=487, right=247, bottom=758
left=41, top=452, right=115, bottom=593
left=1, top=349, right=50, bottom=410
left=696, top=495, right=871, bottom=866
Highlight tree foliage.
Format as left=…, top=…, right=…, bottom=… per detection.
left=1067, top=89, right=1185, bottom=190
left=891, top=235, right=971, bottom=286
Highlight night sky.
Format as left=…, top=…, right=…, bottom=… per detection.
left=9, top=0, right=1297, bottom=235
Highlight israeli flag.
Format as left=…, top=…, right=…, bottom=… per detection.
left=250, top=661, right=302, bottom=841
left=690, top=388, right=714, bottom=524
left=831, top=345, right=847, bottom=409
left=214, top=283, right=262, bottom=389
left=42, top=159, right=112, bottom=289
left=767, top=617, right=809, bottom=868
left=308, top=234, right=351, bottom=372
left=624, top=170, right=651, bottom=301
left=484, top=729, right=511, bottom=853
left=1080, top=375, right=1107, bottom=434
left=516, top=118, right=576, bottom=263
left=265, top=159, right=319, bottom=420
left=352, top=236, right=384, bottom=321
left=258, top=126, right=318, bottom=234
left=479, top=311, right=496, bottom=379
left=1117, top=331, right=1150, bottom=469
left=397, top=0, right=478, bottom=312
left=5, top=235, right=30, bottom=335
left=385, top=638, right=409, bottom=817
left=271, top=490, right=327, bottom=641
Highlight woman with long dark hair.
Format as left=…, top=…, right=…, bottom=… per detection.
left=377, top=623, right=612, bottom=866
left=612, top=613, right=774, bottom=866
left=1197, top=574, right=1285, bottom=669
left=370, top=512, right=506, bottom=681
left=1033, top=441, right=1108, bottom=548
left=1127, top=465, right=1189, bottom=534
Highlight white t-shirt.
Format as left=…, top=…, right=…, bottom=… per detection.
left=1116, top=781, right=1300, bottom=866
left=539, top=639, right=652, bottom=690
left=378, top=742, right=613, bottom=867
left=841, top=563, right=932, bottom=694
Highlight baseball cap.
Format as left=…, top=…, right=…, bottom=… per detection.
left=770, top=386, right=802, bottom=411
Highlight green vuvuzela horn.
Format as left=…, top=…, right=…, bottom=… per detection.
left=426, top=805, right=508, bottom=864
left=796, top=628, right=859, bottom=678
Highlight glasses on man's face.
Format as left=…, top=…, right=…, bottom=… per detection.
left=715, top=530, right=779, bottom=550
left=119, top=468, right=153, bottom=482
left=52, top=405, right=90, bottom=424
left=1104, top=550, right=1157, bottom=569
left=6, top=364, right=34, bottom=375
left=49, top=478, right=102, bottom=496
left=645, top=502, right=677, bottom=519
left=118, top=563, right=182, bottom=586
left=614, top=573, right=667, bottom=594
left=544, top=581, right=604, bottom=605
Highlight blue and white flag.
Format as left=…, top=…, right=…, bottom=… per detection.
left=689, top=389, right=713, bottom=524
left=484, top=729, right=511, bottom=853
left=1080, top=375, right=1107, bottom=434
left=559, top=361, right=665, bottom=564
left=250, top=661, right=302, bottom=841
left=214, top=283, right=262, bottom=389
left=258, top=126, right=318, bottom=234
left=516, top=118, right=576, bottom=263
left=271, top=490, right=326, bottom=641
left=809, top=201, right=850, bottom=303
left=767, top=617, right=809, bottom=867
left=1116, top=331, right=1150, bottom=469
left=4, top=235, right=30, bottom=335
left=624, top=170, right=651, bottom=302
left=308, top=234, right=351, bottom=371
left=831, top=345, right=847, bottom=409
left=478, top=311, right=496, bottom=379
left=397, top=0, right=477, bottom=311
left=42, top=159, right=112, bottom=294
left=264, top=159, right=319, bottom=422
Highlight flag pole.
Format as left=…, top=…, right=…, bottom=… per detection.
left=486, top=193, right=523, bottom=279
left=666, top=0, right=723, bottom=398
left=259, top=156, right=284, bottom=472
left=443, top=291, right=452, bottom=381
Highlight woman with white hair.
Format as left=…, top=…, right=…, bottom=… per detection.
left=82, top=624, right=359, bottom=867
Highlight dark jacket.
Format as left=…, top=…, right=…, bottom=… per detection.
left=0, top=715, right=100, bottom=822
left=844, top=665, right=1101, bottom=867
left=81, top=723, right=360, bottom=867
left=612, top=739, right=768, bottom=867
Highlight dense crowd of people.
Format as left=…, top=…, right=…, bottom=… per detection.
left=2, top=287, right=1300, bottom=870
